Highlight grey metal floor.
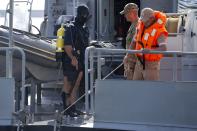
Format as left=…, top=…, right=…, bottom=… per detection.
left=30, top=88, right=87, bottom=123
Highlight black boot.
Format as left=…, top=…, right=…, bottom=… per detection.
left=61, top=92, right=68, bottom=110
left=71, top=105, right=85, bottom=115
left=61, top=92, right=78, bottom=117
left=61, top=92, right=71, bottom=115
left=66, top=105, right=79, bottom=117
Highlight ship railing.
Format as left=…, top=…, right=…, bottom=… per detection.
left=0, top=47, right=26, bottom=110
left=85, top=46, right=197, bottom=114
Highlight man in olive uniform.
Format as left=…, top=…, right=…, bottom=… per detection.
left=120, top=3, right=139, bottom=80
left=61, top=5, right=90, bottom=117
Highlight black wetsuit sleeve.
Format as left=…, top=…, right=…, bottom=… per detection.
left=64, top=27, right=74, bottom=46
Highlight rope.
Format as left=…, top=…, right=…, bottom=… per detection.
left=102, top=62, right=123, bottom=80
left=60, top=90, right=91, bottom=115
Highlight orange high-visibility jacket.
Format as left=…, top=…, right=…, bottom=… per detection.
left=135, top=11, right=168, bottom=61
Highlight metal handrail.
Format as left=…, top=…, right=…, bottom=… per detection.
left=166, top=13, right=187, bottom=16
left=0, top=47, right=26, bottom=110
left=168, top=33, right=184, bottom=35
left=85, top=46, right=197, bottom=113
left=85, top=46, right=94, bottom=112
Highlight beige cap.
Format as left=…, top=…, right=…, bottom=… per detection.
left=140, top=8, right=155, bottom=22
left=120, top=3, right=138, bottom=15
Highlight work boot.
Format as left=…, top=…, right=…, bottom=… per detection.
left=61, top=92, right=69, bottom=110
left=74, top=109, right=86, bottom=115
left=67, top=110, right=79, bottom=117
left=66, top=106, right=79, bottom=117
left=71, top=105, right=85, bottom=115
left=61, top=92, right=79, bottom=117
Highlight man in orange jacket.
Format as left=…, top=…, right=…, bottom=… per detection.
left=133, top=8, right=168, bottom=80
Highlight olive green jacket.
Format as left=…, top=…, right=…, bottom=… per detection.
left=126, top=20, right=138, bottom=49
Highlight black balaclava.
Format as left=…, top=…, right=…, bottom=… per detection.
left=75, top=5, right=90, bottom=26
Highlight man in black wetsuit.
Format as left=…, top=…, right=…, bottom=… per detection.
left=61, top=5, right=90, bottom=117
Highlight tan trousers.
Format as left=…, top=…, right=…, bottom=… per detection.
left=124, top=62, right=136, bottom=80
left=124, top=55, right=137, bottom=80
left=133, top=60, right=160, bottom=80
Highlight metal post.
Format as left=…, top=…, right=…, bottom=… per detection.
left=17, top=121, right=21, bottom=131
left=85, top=46, right=95, bottom=113
left=85, top=47, right=90, bottom=113
left=28, top=1, right=33, bottom=32
left=37, top=83, right=42, bottom=105
left=53, top=120, right=57, bottom=131
left=25, top=86, right=29, bottom=106
left=173, top=53, right=178, bottom=81
left=15, top=82, right=21, bottom=112
left=9, top=0, right=14, bottom=45
left=181, top=33, right=184, bottom=52
left=97, top=51, right=101, bottom=80
left=97, top=0, right=100, bottom=40
left=30, top=79, right=36, bottom=122
left=20, top=48, right=26, bottom=110
left=6, top=0, right=14, bottom=78
left=90, top=50, right=94, bottom=114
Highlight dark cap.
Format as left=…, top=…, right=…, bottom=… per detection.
left=120, top=3, right=138, bottom=15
